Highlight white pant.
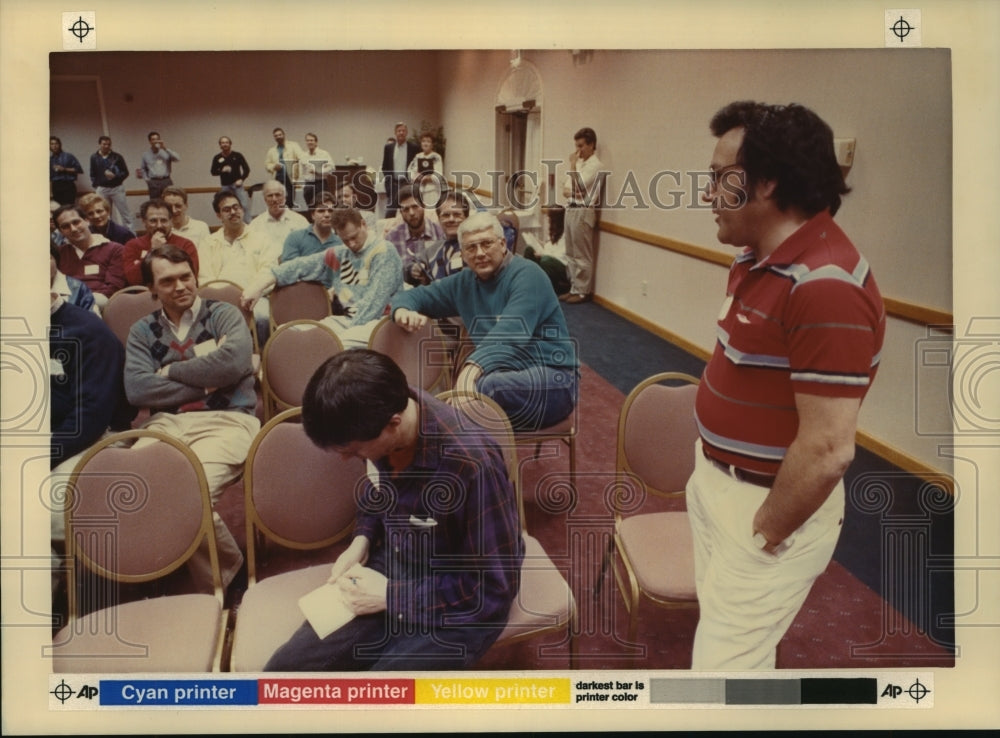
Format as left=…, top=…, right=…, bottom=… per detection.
left=320, top=315, right=381, bottom=349
left=96, top=184, right=133, bottom=231
left=686, top=440, right=844, bottom=670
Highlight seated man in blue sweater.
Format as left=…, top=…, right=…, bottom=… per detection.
left=392, top=211, right=578, bottom=431
left=124, top=244, right=260, bottom=591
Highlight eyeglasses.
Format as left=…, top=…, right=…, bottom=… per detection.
left=460, top=237, right=501, bottom=255
left=707, top=163, right=745, bottom=189
left=220, top=204, right=243, bottom=214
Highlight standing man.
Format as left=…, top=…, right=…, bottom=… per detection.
left=300, top=132, right=334, bottom=208
left=265, top=127, right=304, bottom=211
left=122, top=199, right=199, bottom=286
left=78, top=192, right=136, bottom=246
left=560, top=127, right=605, bottom=304
left=138, top=131, right=180, bottom=200
left=162, top=186, right=211, bottom=248
left=50, top=136, right=83, bottom=206
left=52, top=204, right=126, bottom=309
left=200, top=188, right=281, bottom=344
left=211, top=136, right=252, bottom=223
left=392, top=212, right=578, bottom=432
left=89, top=135, right=133, bottom=230
left=688, top=101, right=886, bottom=670
left=384, top=184, right=445, bottom=263
left=124, top=244, right=259, bottom=592
left=380, top=122, right=418, bottom=218
left=264, top=348, right=523, bottom=671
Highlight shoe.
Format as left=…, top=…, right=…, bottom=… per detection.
left=562, top=293, right=592, bottom=304
left=558, top=292, right=572, bottom=302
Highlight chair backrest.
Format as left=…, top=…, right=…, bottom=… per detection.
left=367, top=316, right=450, bottom=391
left=199, top=279, right=257, bottom=350
left=64, top=429, right=220, bottom=617
left=268, top=280, right=332, bottom=328
left=244, top=407, right=364, bottom=583
left=102, top=287, right=159, bottom=346
left=436, top=390, right=523, bottom=529
left=617, top=372, right=701, bottom=502
left=260, top=319, right=343, bottom=418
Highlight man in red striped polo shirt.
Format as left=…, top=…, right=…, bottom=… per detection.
left=688, top=101, right=886, bottom=670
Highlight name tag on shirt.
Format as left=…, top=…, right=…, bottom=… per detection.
left=84, top=264, right=100, bottom=276
left=449, top=253, right=464, bottom=270
left=50, top=357, right=66, bottom=377
left=408, top=515, right=438, bottom=528
left=193, top=338, right=220, bottom=357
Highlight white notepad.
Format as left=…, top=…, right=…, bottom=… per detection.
left=298, top=583, right=356, bottom=639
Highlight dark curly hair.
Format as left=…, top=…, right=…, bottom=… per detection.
left=710, top=101, right=850, bottom=216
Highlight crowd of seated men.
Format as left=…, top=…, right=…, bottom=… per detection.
left=49, top=126, right=576, bottom=630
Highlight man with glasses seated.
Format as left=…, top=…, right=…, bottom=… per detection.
left=199, top=187, right=281, bottom=344
left=391, top=211, right=578, bottom=432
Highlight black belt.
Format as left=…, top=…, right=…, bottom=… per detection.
left=702, top=447, right=776, bottom=488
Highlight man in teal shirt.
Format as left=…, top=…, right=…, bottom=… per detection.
left=392, top=211, right=578, bottom=431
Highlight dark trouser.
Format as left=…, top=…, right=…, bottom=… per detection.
left=52, top=180, right=78, bottom=206
left=264, top=542, right=508, bottom=672
left=384, top=175, right=408, bottom=218
left=146, top=177, right=173, bottom=200
left=276, top=170, right=295, bottom=209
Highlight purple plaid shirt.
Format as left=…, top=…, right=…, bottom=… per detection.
left=353, top=389, right=524, bottom=630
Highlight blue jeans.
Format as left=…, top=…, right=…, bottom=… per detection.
left=477, top=366, right=578, bottom=431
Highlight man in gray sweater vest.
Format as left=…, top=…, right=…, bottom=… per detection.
left=124, top=244, right=260, bottom=591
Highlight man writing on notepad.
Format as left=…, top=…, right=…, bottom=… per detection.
left=264, top=348, right=524, bottom=671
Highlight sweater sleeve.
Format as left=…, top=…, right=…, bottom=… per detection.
left=271, top=250, right=330, bottom=286
left=50, top=306, right=124, bottom=466
left=164, top=303, right=254, bottom=389
left=124, top=320, right=210, bottom=409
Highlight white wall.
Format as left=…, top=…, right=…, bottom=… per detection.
left=50, top=51, right=445, bottom=223
left=441, top=48, right=953, bottom=472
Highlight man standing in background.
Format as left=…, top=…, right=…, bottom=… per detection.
left=300, top=132, right=333, bottom=208
left=139, top=131, right=180, bottom=200
left=265, top=127, right=304, bottom=211
left=50, top=136, right=83, bottom=206
left=89, top=135, right=133, bottom=230
left=560, top=127, right=605, bottom=304
left=380, top=122, right=418, bottom=218
left=211, top=136, right=252, bottom=223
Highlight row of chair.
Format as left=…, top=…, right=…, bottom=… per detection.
left=50, top=392, right=578, bottom=673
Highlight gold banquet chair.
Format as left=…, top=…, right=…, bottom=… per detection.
left=259, top=319, right=344, bottom=421
left=437, top=390, right=578, bottom=668
left=227, top=408, right=364, bottom=671
left=268, top=280, right=332, bottom=331
left=366, top=315, right=452, bottom=392
left=198, top=279, right=260, bottom=356
left=611, top=372, right=701, bottom=645
left=102, top=286, right=159, bottom=347
left=50, top=429, right=227, bottom=673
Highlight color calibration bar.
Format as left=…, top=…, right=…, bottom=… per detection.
left=49, top=673, right=933, bottom=709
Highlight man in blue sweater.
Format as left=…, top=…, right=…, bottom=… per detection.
left=124, top=244, right=260, bottom=591
left=391, top=211, right=578, bottom=431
